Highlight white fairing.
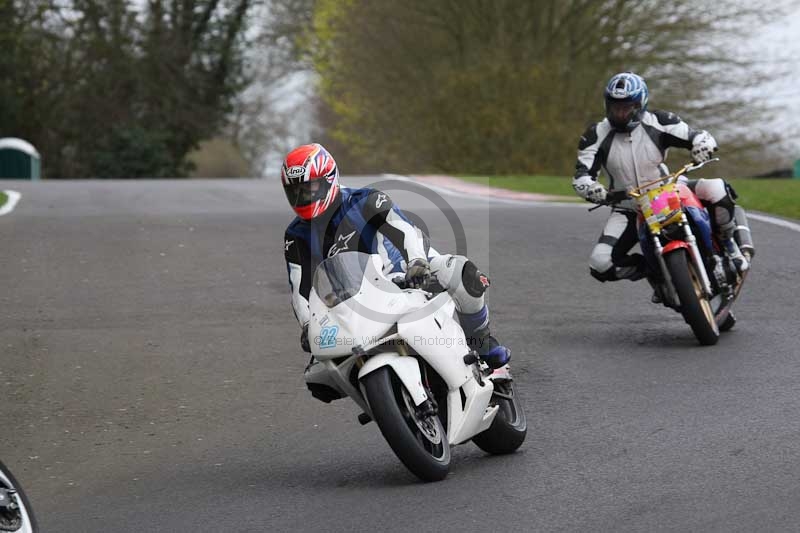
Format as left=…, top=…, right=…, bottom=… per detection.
left=399, top=293, right=474, bottom=387
left=358, top=354, right=428, bottom=405
left=306, top=253, right=498, bottom=445
left=309, top=255, right=416, bottom=359
left=450, top=380, right=497, bottom=444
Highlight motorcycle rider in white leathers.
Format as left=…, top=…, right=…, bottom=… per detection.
left=573, top=72, right=750, bottom=294
left=281, top=143, right=511, bottom=369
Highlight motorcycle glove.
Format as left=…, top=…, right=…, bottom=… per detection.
left=574, top=174, right=607, bottom=204
left=405, top=258, right=431, bottom=289
left=586, top=183, right=608, bottom=204
left=691, top=131, right=718, bottom=164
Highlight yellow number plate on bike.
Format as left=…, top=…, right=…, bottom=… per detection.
left=635, top=182, right=683, bottom=233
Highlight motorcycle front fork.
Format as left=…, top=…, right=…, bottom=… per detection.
left=651, top=236, right=679, bottom=305
left=652, top=215, right=714, bottom=301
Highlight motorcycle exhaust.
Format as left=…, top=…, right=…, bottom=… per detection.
left=733, top=205, right=755, bottom=259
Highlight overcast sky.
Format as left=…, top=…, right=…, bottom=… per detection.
left=743, top=5, right=800, bottom=158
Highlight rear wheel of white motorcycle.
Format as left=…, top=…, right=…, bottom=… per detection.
left=472, top=379, right=527, bottom=454
left=665, top=249, right=719, bottom=346
left=362, top=367, right=450, bottom=482
left=0, top=461, right=37, bottom=533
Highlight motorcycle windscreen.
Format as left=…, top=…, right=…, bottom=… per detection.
left=312, top=251, right=371, bottom=308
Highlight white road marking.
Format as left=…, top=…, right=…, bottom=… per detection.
left=382, top=174, right=582, bottom=207
left=747, top=213, right=800, bottom=233
left=0, top=190, right=21, bottom=216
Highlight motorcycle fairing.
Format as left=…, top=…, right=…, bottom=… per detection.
left=359, top=354, right=429, bottom=405
left=677, top=183, right=704, bottom=209
left=309, top=255, right=420, bottom=358
left=306, top=252, right=500, bottom=444
left=662, top=240, right=689, bottom=254
left=683, top=205, right=713, bottom=252
left=399, top=293, right=474, bottom=388
left=638, top=191, right=714, bottom=271
left=677, top=183, right=715, bottom=252
left=398, top=293, right=495, bottom=443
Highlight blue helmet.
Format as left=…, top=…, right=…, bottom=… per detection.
left=604, top=72, right=649, bottom=132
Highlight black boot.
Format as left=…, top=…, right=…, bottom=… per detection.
left=713, top=199, right=749, bottom=275
left=719, top=221, right=749, bottom=274
left=468, top=325, right=511, bottom=369
left=458, top=307, right=511, bottom=369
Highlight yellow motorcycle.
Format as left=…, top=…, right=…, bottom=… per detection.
left=593, top=159, right=754, bottom=345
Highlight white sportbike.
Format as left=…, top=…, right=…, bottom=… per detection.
left=304, top=252, right=526, bottom=482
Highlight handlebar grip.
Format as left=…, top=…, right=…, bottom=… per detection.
left=393, top=277, right=431, bottom=291
left=606, top=190, right=629, bottom=203
left=392, top=278, right=409, bottom=289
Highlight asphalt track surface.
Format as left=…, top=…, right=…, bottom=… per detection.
left=2, top=177, right=800, bottom=532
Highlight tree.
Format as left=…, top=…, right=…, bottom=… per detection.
left=0, top=0, right=68, bottom=170
left=136, top=0, right=254, bottom=177
left=0, top=0, right=254, bottom=178
left=308, top=0, right=791, bottom=177
left=227, top=0, right=318, bottom=177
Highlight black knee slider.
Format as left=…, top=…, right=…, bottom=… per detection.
left=462, top=261, right=491, bottom=297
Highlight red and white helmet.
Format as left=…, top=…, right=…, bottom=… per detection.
left=281, top=143, right=341, bottom=221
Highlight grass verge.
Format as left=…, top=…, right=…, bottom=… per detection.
left=460, top=175, right=800, bottom=219
left=726, top=178, right=800, bottom=221
left=460, top=175, right=576, bottom=198
left=0, top=191, right=7, bottom=210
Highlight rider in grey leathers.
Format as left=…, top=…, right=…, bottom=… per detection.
left=572, top=72, right=750, bottom=292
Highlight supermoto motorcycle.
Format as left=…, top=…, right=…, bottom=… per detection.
left=592, top=159, right=754, bottom=345
left=0, top=461, right=36, bottom=533
left=303, top=251, right=526, bottom=482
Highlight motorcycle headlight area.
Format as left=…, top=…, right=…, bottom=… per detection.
left=648, top=190, right=682, bottom=227
left=660, top=221, right=685, bottom=240
left=656, top=208, right=681, bottom=223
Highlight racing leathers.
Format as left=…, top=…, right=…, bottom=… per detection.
left=573, top=109, right=750, bottom=283
left=284, top=187, right=509, bottom=368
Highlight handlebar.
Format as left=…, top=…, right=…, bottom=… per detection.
left=392, top=277, right=409, bottom=289
left=587, top=158, right=719, bottom=211
left=630, top=157, right=719, bottom=197
left=587, top=189, right=629, bottom=211
left=392, top=277, right=431, bottom=291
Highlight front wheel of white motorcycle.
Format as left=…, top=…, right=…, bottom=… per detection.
left=0, top=461, right=37, bottom=533
left=472, top=379, right=527, bottom=455
left=362, top=367, right=450, bottom=482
